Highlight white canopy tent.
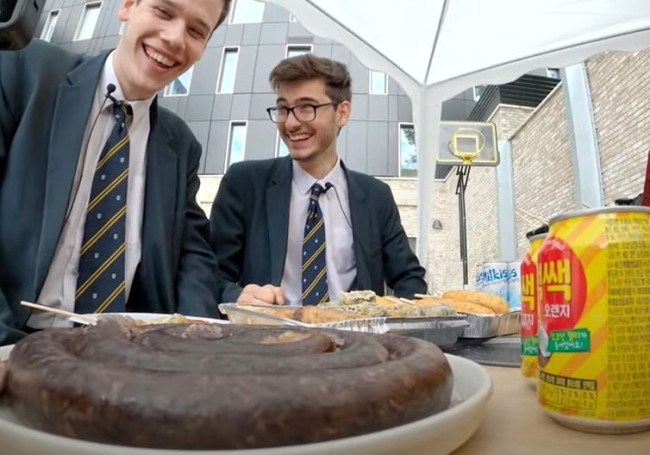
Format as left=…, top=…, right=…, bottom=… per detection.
left=263, top=0, right=650, bottom=269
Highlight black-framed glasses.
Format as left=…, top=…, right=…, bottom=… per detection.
left=266, top=102, right=338, bottom=123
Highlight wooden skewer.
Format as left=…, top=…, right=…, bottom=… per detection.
left=20, top=301, right=96, bottom=325
left=383, top=296, right=403, bottom=305
left=414, top=293, right=442, bottom=299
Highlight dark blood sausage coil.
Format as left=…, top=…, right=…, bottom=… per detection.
left=5, top=317, right=453, bottom=450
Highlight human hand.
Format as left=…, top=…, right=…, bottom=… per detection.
left=236, top=284, right=286, bottom=305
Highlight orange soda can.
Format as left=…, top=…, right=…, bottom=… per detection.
left=520, top=231, right=547, bottom=384
left=537, top=207, right=650, bottom=433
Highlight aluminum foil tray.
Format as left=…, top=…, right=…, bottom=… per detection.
left=460, top=311, right=521, bottom=338
left=388, top=317, right=469, bottom=347
left=219, top=303, right=469, bottom=342
left=218, top=303, right=389, bottom=333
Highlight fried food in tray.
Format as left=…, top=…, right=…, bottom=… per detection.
left=293, top=306, right=355, bottom=323
left=131, top=313, right=211, bottom=325
left=321, top=294, right=456, bottom=319
left=441, top=290, right=508, bottom=314
left=415, top=291, right=519, bottom=338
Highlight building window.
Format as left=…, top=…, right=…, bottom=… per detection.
left=74, top=2, right=102, bottom=41
left=164, top=66, right=194, bottom=96
left=286, top=45, right=312, bottom=58
left=227, top=122, right=247, bottom=168
left=230, top=0, right=265, bottom=24
left=276, top=132, right=289, bottom=157
left=41, top=10, right=59, bottom=42
left=546, top=67, right=560, bottom=79
left=216, top=48, right=239, bottom=94
left=399, top=124, right=418, bottom=178
left=472, top=85, right=486, bottom=102
left=369, top=70, right=387, bottom=95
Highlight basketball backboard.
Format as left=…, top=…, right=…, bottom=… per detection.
left=437, top=121, right=499, bottom=166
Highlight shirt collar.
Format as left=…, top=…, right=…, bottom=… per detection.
left=292, top=158, right=345, bottom=195
left=97, top=52, right=155, bottom=118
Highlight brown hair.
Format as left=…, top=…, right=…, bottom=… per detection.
left=214, top=0, right=232, bottom=29
left=269, top=54, right=352, bottom=103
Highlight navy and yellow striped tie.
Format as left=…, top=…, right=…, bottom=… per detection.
left=301, top=183, right=329, bottom=305
left=75, top=102, right=131, bottom=314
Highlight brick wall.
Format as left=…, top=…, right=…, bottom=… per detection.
left=586, top=50, right=650, bottom=204
left=510, top=87, right=575, bottom=258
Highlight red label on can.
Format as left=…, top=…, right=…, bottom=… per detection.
left=520, top=255, right=537, bottom=337
left=538, top=236, right=587, bottom=333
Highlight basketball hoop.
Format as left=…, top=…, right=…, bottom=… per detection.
left=448, top=128, right=486, bottom=165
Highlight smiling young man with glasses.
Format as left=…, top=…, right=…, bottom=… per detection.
left=210, top=54, right=426, bottom=306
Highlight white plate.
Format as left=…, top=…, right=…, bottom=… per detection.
left=0, top=349, right=492, bottom=455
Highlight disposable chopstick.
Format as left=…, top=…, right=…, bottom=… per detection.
left=20, top=301, right=96, bottom=325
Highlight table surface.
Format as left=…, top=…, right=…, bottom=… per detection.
left=452, top=366, right=650, bottom=454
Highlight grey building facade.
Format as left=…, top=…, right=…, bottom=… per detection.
left=36, top=0, right=478, bottom=179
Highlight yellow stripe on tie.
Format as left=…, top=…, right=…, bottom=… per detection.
left=80, top=206, right=127, bottom=255
left=94, top=281, right=126, bottom=314
left=301, top=242, right=326, bottom=272
left=318, top=291, right=330, bottom=304
left=75, top=243, right=126, bottom=298
left=86, top=169, right=129, bottom=213
left=95, top=136, right=129, bottom=171
left=303, top=218, right=324, bottom=244
left=302, top=267, right=328, bottom=298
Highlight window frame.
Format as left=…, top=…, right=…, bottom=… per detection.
left=285, top=44, right=313, bottom=58
left=41, top=9, right=60, bottom=42
left=369, top=70, right=388, bottom=95
left=216, top=46, right=240, bottom=94
left=398, top=122, right=418, bottom=178
left=73, top=2, right=103, bottom=42
left=163, top=65, right=195, bottom=97
left=229, top=0, right=265, bottom=24
left=472, top=85, right=486, bottom=102
left=225, top=121, right=248, bottom=169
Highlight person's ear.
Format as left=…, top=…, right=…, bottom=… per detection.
left=118, top=0, right=137, bottom=21
left=336, top=100, right=350, bottom=127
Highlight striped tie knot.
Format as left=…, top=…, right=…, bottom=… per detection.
left=113, top=102, right=132, bottom=128
left=311, top=183, right=325, bottom=197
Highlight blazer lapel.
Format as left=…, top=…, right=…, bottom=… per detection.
left=344, top=164, right=372, bottom=291
left=139, top=102, right=178, bottom=301
left=35, top=53, right=109, bottom=290
left=266, top=157, right=292, bottom=284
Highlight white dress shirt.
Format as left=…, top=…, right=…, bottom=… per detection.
left=281, top=159, right=356, bottom=305
left=29, top=53, right=154, bottom=328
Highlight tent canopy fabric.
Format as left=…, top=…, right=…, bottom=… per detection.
left=263, top=0, right=650, bottom=266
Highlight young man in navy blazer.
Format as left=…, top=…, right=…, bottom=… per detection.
left=211, top=55, right=427, bottom=305
left=0, top=0, right=231, bottom=345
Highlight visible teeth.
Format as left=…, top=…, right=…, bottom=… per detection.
left=289, top=134, right=310, bottom=141
left=145, top=46, right=174, bottom=67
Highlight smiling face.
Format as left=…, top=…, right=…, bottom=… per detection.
left=276, top=78, right=350, bottom=177
left=113, top=0, right=224, bottom=100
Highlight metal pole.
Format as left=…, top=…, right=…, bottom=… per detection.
left=456, top=166, right=470, bottom=288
